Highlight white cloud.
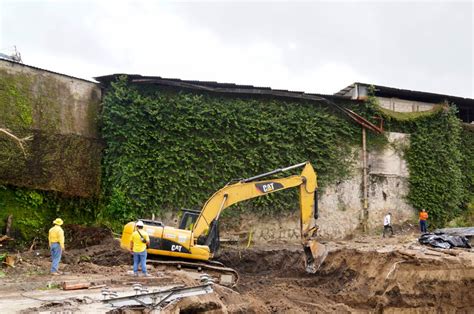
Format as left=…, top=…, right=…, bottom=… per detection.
left=0, top=1, right=472, bottom=97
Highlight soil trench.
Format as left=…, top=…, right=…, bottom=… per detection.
left=1, top=232, right=473, bottom=313
left=217, top=245, right=474, bottom=313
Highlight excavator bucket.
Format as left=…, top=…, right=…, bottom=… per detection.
left=304, top=240, right=327, bottom=274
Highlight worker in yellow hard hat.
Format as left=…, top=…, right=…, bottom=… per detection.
left=48, top=218, right=65, bottom=275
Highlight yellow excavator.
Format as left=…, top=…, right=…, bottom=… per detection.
left=120, top=161, right=327, bottom=278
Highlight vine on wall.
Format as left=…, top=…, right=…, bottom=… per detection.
left=100, top=77, right=363, bottom=223
left=0, top=184, right=98, bottom=244
left=378, top=99, right=471, bottom=227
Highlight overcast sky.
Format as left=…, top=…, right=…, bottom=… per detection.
left=1, top=0, right=473, bottom=97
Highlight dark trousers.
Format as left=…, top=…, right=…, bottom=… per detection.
left=420, top=220, right=427, bottom=233
left=383, top=225, right=394, bottom=237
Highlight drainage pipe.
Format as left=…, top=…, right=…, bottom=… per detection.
left=362, top=127, right=368, bottom=232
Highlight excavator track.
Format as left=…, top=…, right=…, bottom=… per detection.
left=147, top=259, right=239, bottom=287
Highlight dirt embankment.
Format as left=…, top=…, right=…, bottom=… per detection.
left=217, top=241, right=474, bottom=313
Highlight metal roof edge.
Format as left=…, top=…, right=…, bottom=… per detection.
left=0, top=57, right=99, bottom=85
left=94, top=73, right=357, bottom=103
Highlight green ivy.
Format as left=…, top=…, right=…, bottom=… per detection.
left=0, top=184, right=99, bottom=243
left=100, top=77, right=364, bottom=222
left=460, top=125, right=474, bottom=205
left=380, top=104, right=469, bottom=227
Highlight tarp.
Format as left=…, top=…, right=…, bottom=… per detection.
left=418, top=232, right=471, bottom=249
left=433, top=227, right=474, bottom=238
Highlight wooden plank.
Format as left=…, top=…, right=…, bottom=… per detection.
left=61, top=282, right=91, bottom=290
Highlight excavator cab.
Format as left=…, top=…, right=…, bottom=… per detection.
left=179, top=209, right=220, bottom=254
left=178, top=209, right=200, bottom=230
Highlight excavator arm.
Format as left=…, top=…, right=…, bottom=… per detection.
left=192, top=161, right=327, bottom=273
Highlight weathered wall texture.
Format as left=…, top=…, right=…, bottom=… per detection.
left=223, top=132, right=415, bottom=241
left=377, top=97, right=435, bottom=112
left=0, top=59, right=103, bottom=196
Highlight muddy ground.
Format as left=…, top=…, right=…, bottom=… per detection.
left=0, top=228, right=473, bottom=313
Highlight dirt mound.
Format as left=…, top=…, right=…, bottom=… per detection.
left=58, top=224, right=133, bottom=268
left=65, top=225, right=114, bottom=249
left=62, top=237, right=131, bottom=267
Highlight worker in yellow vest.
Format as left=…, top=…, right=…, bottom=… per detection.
left=129, top=220, right=150, bottom=276
left=48, top=218, right=65, bottom=275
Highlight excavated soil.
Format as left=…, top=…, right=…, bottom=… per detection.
left=1, top=229, right=473, bottom=313
left=65, top=225, right=114, bottom=249
left=217, top=245, right=474, bottom=313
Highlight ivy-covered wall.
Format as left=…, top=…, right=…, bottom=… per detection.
left=99, top=78, right=474, bottom=232
left=99, top=77, right=364, bottom=227
left=1, top=65, right=473, bottom=242
left=0, top=60, right=103, bottom=242
left=379, top=104, right=473, bottom=227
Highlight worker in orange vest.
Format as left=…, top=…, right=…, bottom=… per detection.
left=419, top=209, right=428, bottom=233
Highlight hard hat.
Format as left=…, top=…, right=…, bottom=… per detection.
left=53, top=218, right=63, bottom=226
left=136, top=220, right=144, bottom=227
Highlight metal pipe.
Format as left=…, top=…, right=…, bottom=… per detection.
left=215, top=194, right=228, bottom=221
left=241, top=161, right=307, bottom=183
left=362, top=127, right=368, bottom=232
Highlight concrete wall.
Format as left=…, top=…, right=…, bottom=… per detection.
left=222, top=132, right=415, bottom=241
left=341, top=84, right=437, bottom=113
left=377, top=97, right=436, bottom=113
left=0, top=59, right=103, bottom=196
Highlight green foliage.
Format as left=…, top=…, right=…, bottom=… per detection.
left=446, top=204, right=474, bottom=227
left=460, top=126, right=474, bottom=205
left=100, top=77, right=362, bottom=223
left=0, top=184, right=99, bottom=243
left=389, top=106, right=466, bottom=227
left=14, top=190, right=44, bottom=208
left=0, top=69, right=33, bottom=130
left=354, top=87, right=388, bottom=151
left=96, top=187, right=133, bottom=230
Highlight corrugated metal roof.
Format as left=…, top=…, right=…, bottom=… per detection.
left=94, top=74, right=346, bottom=102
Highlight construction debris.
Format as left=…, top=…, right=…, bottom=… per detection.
left=61, top=282, right=91, bottom=290
left=435, top=227, right=474, bottom=245
left=418, top=232, right=471, bottom=249
left=102, top=275, right=214, bottom=311
left=0, top=235, right=12, bottom=243
left=0, top=253, right=15, bottom=267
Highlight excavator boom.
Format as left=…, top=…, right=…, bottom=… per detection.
left=192, top=161, right=327, bottom=273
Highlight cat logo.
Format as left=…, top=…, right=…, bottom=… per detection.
left=171, top=245, right=182, bottom=252
left=262, top=183, right=274, bottom=192
left=255, top=182, right=284, bottom=193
